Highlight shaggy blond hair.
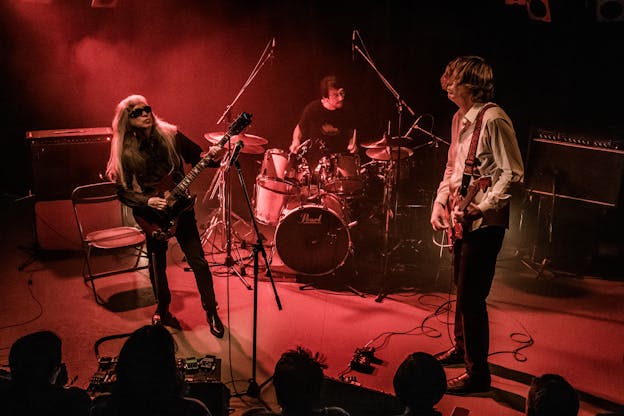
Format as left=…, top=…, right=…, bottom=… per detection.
left=106, top=94, right=178, bottom=188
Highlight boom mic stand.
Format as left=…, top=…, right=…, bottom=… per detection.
left=230, top=142, right=283, bottom=403
left=352, top=30, right=416, bottom=302
left=201, top=37, right=276, bottom=290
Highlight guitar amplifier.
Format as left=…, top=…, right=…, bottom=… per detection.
left=26, top=127, right=113, bottom=201
left=524, top=129, right=624, bottom=274
left=88, top=355, right=230, bottom=416
left=525, top=129, right=624, bottom=206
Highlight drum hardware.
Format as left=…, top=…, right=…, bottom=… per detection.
left=199, top=138, right=255, bottom=290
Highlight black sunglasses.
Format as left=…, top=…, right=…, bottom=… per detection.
left=128, top=106, right=152, bottom=118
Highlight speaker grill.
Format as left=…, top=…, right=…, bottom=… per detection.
left=26, top=128, right=113, bottom=201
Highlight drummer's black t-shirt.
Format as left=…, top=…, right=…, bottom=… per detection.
left=297, top=100, right=356, bottom=169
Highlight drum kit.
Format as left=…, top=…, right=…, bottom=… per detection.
left=201, top=131, right=421, bottom=278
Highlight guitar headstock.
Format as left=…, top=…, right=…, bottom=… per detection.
left=227, top=112, right=253, bottom=136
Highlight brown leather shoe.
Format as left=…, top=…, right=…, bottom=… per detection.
left=434, top=346, right=465, bottom=366
left=207, top=310, right=224, bottom=338
left=446, top=372, right=491, bottom=395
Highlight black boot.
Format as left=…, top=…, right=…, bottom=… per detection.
left=206, top=309, right=224, bottom=338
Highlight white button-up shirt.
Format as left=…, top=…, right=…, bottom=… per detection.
left=434, top=102, right=524, bottom=231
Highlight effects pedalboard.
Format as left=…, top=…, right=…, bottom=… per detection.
left=88, top=355, right=222, bottom=394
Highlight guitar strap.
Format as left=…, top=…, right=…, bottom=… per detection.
left=460, top=103, right=497, bottom=196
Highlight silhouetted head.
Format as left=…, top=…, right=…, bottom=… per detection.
left=273, top=346, right=327, bottom=413
left=114, top=324, right=183, bottom=401
left=526, top=373, right=579, bottom=416
left=9, top=330, right=63, bottom=388
left=393, top=352, right=446, bottom=412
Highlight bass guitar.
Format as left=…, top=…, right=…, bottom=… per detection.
left=446, top=175, right=492, bottom=251
left=134, top=112, right=252, bottom=240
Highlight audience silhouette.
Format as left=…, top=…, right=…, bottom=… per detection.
left=392, top=352, right=447, bottom=416
left=526, top=373, right=579, bottom=416
left=271, top=346, right=350, bottom=416
left=0, top=330, right=91, bottom=416
left=90, top=324, right=211, bottom=416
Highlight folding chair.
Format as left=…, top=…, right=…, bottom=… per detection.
left=71, top=181, right=148, bottom=304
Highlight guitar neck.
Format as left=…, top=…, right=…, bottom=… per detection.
left=171, top=158, right=211, bottom=198
left=170, top=112, right=251, bottom=198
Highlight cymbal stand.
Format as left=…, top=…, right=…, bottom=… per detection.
left=352, top=30, right=416, bottom=302
left=199, top=143, right=252, bottom=290
left=200, top=164, right=252, bottom=254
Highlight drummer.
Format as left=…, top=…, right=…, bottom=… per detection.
left=289, top=75, right=358, bottom=174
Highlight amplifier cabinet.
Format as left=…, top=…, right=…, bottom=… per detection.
left=26, top=127, right=113, bottom=201
left=525, top=137, right=624, bottom=206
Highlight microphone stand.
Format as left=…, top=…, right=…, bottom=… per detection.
left=404, top=118, right=451, bottom=147
left=204, top=37, right=276, bottom=288
left=352, top=33, right=416, bottom=302
left=230, top=143, right=283, bottom=403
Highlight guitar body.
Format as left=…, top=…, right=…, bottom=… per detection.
left=133, top=173, right=197, bottom=240
left=131, top=111, right=252, bottom=241
left=446, top=176, right=492, bottom=251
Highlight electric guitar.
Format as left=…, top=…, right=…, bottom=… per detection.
left=134, top=112, right=252, bottom=240
left=446, top=175, right=492, bottom=251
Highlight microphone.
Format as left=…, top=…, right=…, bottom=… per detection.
left=228, top=140, right=244, bottom=168
left=351, top=30, right=356, bottom=61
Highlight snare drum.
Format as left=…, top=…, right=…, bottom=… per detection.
left=275, top=193, right=351, bottom=276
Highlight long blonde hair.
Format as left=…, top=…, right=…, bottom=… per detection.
left=106, top=94, right=178, bottom=188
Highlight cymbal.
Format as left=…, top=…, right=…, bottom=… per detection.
left=360, top=137, right=389, bottom=148
left=204, top=132, right=269, bottom=146
left=360, top=136, right=412, bottom=148
left=365, top=146, right=414, bottom=161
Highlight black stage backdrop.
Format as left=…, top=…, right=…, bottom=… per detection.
left=1, top=1, right=622, bottom=259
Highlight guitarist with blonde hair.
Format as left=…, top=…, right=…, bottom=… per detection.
left=429, top=56, right=524, bottom=394
left=106, top=94, right=235, bottom=338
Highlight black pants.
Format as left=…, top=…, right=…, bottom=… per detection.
left=145, top=209, right=217, bottom=314
left=453, top=226, right=505, bottom=382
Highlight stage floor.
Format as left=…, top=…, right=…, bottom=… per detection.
left=1, top=194, right=623, bottom=416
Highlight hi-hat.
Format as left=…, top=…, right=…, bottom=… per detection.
left=366, top=146, right=414, bottom=161
left=360, top=136, right=412, bottom=148
left=204, top=132, right=269, bottom=146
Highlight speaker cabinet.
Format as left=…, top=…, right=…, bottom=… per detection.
left=26, top=128, right=113, bottom=201
left=320, top=377, right=404, bottom=416
left=525, top=137, right=624, bottom=206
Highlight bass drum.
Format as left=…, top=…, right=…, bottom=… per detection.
left=275, top=193, right=351, bottom=276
